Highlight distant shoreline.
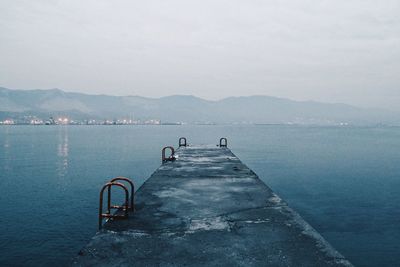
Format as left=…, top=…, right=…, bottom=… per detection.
left=1, top=123, right=398, bottom=127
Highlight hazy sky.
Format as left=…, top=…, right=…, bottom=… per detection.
left=0, top=0, right=399, bottom=110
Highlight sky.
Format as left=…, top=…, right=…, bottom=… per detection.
left=0, top=0, right=399, bottom=111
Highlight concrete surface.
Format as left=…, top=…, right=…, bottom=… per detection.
left=73, top=146, right=353, bottom=267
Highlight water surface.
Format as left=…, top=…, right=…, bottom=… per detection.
left=0, top=125, right=399, bottom=266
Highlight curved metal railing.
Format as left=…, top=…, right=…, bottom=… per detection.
left=99, top=181, right=129, bottom=229
left=162, top=146, right=175, bottom=163
left=179, top=137, right=187, bottom=147
left=219, top=137, right=228, bottom=147
left=109, top=177, right=135, bottom=212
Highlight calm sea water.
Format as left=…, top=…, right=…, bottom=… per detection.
left=0, top=125, right=399, bottom=266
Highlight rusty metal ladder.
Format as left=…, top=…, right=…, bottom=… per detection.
left=98, top=177, right=135, bottom=230
left=162, top=146, right=176, bottom=163
left=179, top=137, right=187, bottom=147
left=219, top=137, right=228, bottom=147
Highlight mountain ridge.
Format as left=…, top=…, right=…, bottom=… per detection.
left=0, top=87, right=397, bottom=125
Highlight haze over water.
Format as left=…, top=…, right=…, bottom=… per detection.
left=0, top=125, right=399, bottom=266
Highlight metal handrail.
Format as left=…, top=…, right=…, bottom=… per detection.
left=179, top=137, right=187, bottom=147
left=99, top=182, right=129, bottom=230
left=109, top=177, right=135, bottom=212
left=219, top=138, right=228, bottom=147
left=162, top=146, right=175, bottom=163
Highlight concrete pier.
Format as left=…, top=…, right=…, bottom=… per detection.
left=74, top=146, right=352, bottom=266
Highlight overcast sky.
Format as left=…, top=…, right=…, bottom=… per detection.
left=0, top=0, right=399, bottom=110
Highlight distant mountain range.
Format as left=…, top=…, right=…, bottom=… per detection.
left=0, top=87, right=397, bottom=125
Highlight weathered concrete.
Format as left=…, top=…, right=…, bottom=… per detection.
left=74, top=146, right=353, bottom=267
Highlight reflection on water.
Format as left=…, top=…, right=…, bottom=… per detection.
left=57, top=126, right=69, bottom=179
left=2, top=127, right=11, bottom=171
left=4, top=127, right=10, bottom=148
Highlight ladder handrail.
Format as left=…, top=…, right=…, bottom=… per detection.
left=162, top=146, right=175, bottom=163
left=179, top=137, right=187, bottom=147
left=219, top=138, right=228, bottom=147
left=110, top=177, right=135, bottom=212
left=99, top=182, right=129, bottom=230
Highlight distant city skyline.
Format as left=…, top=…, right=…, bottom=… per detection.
left=1, top=1, right=399, bottom=111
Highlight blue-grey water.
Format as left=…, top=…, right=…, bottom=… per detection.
left=0, top=125, right=399, bottom=267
